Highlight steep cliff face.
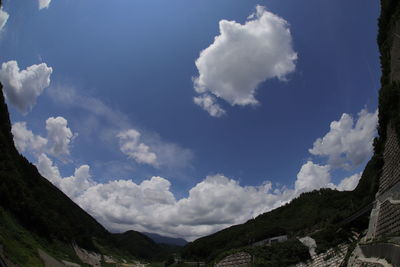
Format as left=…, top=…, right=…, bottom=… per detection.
left=366, top=0, right=400, bottom=242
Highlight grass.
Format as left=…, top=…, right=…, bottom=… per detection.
left=0, top=207, right=90, bottom=266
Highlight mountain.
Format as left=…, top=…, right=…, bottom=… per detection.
left=143, top=232, right=188, bottom=246
left=0, top=81, right=165, bottom=264
left=181, top=172, right=379, bottom=261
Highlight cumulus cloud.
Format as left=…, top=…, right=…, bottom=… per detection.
left=35, top=158, right=356, bottom=241
left=11, top=122, right=47, bottom=154
left=12, top=117, right=74, bottom=161
left=38, top=0, right=51, bottom=10
left=336, top=172, right=362, bottom=191
left=0, top=61, right=52, bottom=114
left=23, top=106, right=369, bottom=241
left=73, top=174, right=294, bottom=240
left=309, top=109, right=378, bottom=169
left=295, top=161, right=332, bottom=192
left=193, top=94, right=226, bottom=117
left=193, top=5, right=297, bottom=115
left=117, top=129, right=158, bottom=166
left=0, top=8, right=9, bottom=31
left=293, top=161, right=361, bottom=192
left=46, top=117, right=74, bottom=159
left=37, top=154, right=94, bottom=199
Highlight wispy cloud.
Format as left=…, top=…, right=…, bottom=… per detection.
left=0, top=7, right=9, bottom=31
left=48, top=85, right=193, bottom=170
left=38, top=0, right=52, bottom=10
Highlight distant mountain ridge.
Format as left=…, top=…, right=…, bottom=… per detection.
left=143, top=232, right=188, bottom=246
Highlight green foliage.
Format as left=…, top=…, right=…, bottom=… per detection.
left=164, top=254, right=175, bottom=266
left=250, top=240, right=310, bottom=267
left=111, top=231, right=160, bottom=260
left=0, top=207, right=44, bottom=266
left=0, top=206, right=89, bottom=266
left=182, top=183, right=376, bottom=261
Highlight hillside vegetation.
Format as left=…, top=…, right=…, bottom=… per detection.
left=182, top=168, right=379, bottom=261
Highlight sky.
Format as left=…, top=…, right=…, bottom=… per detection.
left=0, top=0, right=381, bottom=241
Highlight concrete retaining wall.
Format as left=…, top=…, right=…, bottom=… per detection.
left=360, top=243, right=400, bottom=267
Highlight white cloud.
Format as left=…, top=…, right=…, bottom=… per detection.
left=68, top=171, right=360, bottom=240
left=0, top=61, right=52, bottom=114
left=37, top=154, right=94, bottom=199
left=46, top=116, right=74, bottom=159
left=336, top=172, right=362, bottom=191
left=117, top=129, right=158, bottom=166
left=38, top=0, right=51, bottom=10
left=74, top=174, right=294, bottom=241
left=11, top=122, right=47, bottom=154
left=193, top=5, right=297, bottom=115
left=12, top=117, right=74, bottom=161
left=294, top=161, right=362, bottom=193
left=295, top=161, right=332, bottom=192
left=309, top=109, right=378, bottom=169
left=34, top=154, right=362, bottom=241
left=15, top=86, right=370, bottom=241
left=193, top=94, right=226, bottom=117
left=48, top=86, right=193, bottom=170
left=0, top=8, right=9, bottom=31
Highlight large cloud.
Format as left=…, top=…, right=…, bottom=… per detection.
left=12, top=116, right=74, bottom=161
left=57, top=172, right=297, bottom=240
left=38, top=0, right=51, bottom=10
left=0, top=8, right=9, bottom=31
left=0, top=61, right=52, bottom=114
left=22, top=107, right=369, bottom=241
left=117, top=129, right=158, bottom=166
left=309, top=109, right=378, bottom=169
left=35, top=156, right=358, bottom=241
left=193, top=5, right=297, bottom=116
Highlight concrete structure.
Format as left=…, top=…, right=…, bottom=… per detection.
left=293, top=243, right=349, bottom=267
left=378, top=125, right=400, bottom=196
left=216, top=252, right=252, bottom=267
left=252, top=235, right=288, bottom=247
left=367, top=124, right=400, bottom=239
left=360, top=243, right=400, bottom=267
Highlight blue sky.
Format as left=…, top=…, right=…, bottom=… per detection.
left=0, top=0, right=380, bottom=240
